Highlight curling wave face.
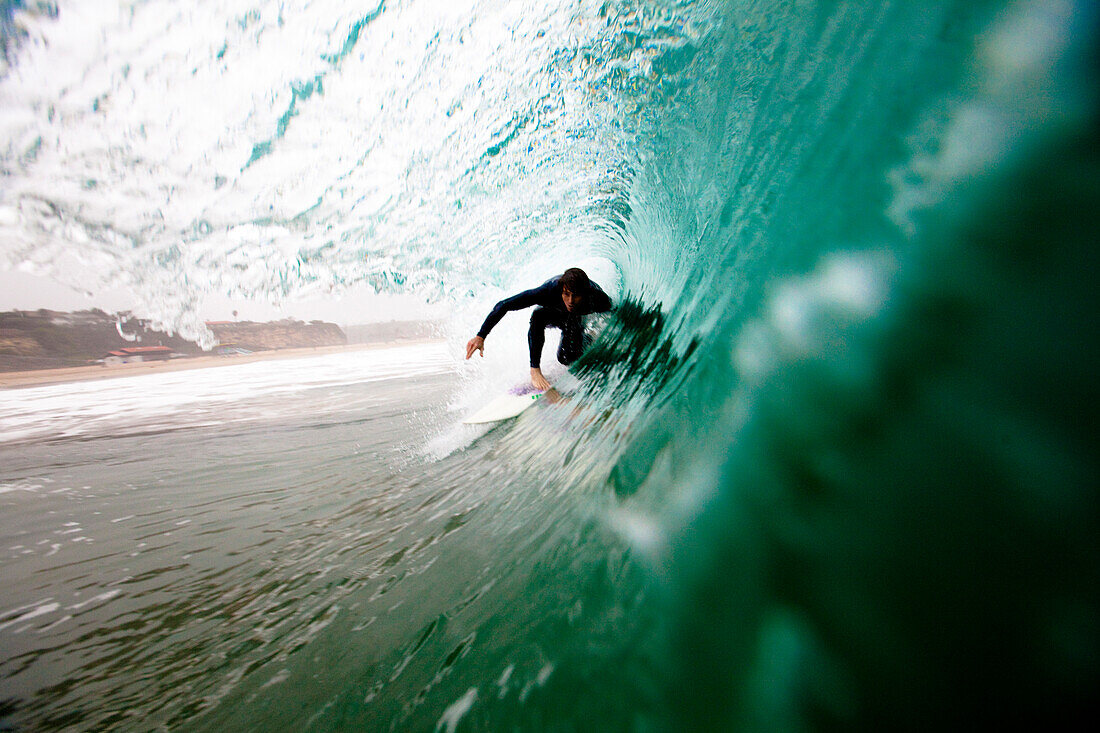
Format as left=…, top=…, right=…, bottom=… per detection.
left=1, top=0, right=1097, bottom=729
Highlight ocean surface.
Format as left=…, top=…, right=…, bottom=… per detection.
left=1, top=0, right=1097, bottom=730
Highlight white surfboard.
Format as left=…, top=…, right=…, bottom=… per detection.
left=462, top=385, right=545, bottom=424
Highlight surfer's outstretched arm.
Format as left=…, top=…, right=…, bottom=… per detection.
left=475, top=286, right=544, bottom=340
left=465, top=285, right=546, bottom=361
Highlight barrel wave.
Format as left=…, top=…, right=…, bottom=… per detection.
left=1, top=0, right=1096, bottom=730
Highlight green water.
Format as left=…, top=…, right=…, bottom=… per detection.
left=1, top=0, right=1097, bottom=730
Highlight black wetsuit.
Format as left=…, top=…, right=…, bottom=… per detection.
left=477, top=276, right=612, bottom=368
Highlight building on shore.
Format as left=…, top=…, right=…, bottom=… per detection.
left=102, top=346, right=176, bottom=365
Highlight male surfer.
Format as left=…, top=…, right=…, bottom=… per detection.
left=465, top=267, right=612, bottom=390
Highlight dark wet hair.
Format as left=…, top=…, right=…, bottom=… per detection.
left=560, top=267, right=590, bottom=294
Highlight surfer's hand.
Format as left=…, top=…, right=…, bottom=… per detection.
left=466, top=336, right=484, bottom=359
left=530, top=368, right=551, bottom=391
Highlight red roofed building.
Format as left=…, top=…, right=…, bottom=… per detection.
left=102, top=346, right=175, bottom=365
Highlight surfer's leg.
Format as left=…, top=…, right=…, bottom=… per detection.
left=557, top=315, right=587, bottom=365
left=528, top=307, right=557, bottom=367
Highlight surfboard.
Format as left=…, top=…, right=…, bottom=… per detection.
left=462, top=384, right=545, bottom=424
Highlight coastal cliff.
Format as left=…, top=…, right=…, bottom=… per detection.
left=205, top=319, right=346, bottom=352
left=0, top=309, right=202, bottom=372
left=0, top=310, right=347, bottom=372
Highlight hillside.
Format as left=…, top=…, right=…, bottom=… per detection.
left=0, top=309, right=203, bottom=372
left=204, top=319, right=346, bottom=352
left=0, top=310, right=347, bottom=372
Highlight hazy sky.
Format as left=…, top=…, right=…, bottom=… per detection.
left=0, top=268, right=443, bottom=325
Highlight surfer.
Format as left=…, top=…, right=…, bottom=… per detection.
left=465, top=267, right=612, bottom=390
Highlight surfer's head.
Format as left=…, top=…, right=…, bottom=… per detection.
left=560, top=267, right=589, bottom=312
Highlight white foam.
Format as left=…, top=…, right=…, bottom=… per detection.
left=0, top=481, right=42, bottom=495
left=66, top=590, right=121, bottom=611
left=436, top=687, right=478, bottom=733
left=0, top=342, right=456, bottom=444
left=0, top=601, right=60, bottom=632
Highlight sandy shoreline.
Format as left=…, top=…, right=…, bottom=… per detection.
left=0, top=339, right=447, bottom=390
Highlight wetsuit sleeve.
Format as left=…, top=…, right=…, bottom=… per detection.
left=586, top=282, right=612, bottom=314
left=476, top=286, right=545, bottom=339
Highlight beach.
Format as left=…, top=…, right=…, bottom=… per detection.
left=0, top=339, right=446, bottom=390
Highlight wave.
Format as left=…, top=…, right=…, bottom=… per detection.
left=1, top=0, right=1096, bottom=729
